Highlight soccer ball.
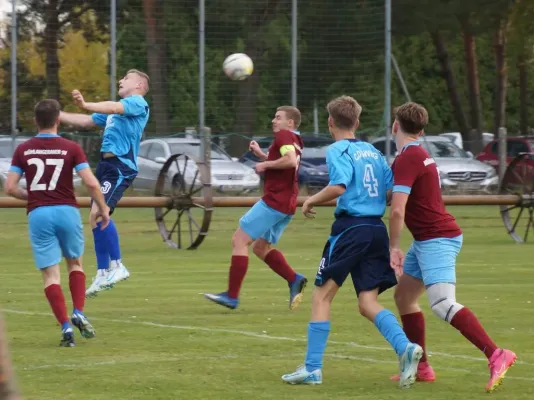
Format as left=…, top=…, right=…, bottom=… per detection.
left=223, top=53, right=254, bottom=81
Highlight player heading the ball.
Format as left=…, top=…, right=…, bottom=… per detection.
left=4, top=99, right=110, bottom=347
left=204, top=106, right=308, bottom=310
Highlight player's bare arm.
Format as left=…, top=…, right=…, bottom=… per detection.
left=302, top=184, right=346, bottom=218
left=4, top=172, right=28, bottom=201
left=77, top=168, right=111, bottom=230
left=0, top=311, right=22, bottom=400
left=255, top=149, right=297, bottom=173
left=72, top=90, right=125, bottom=115
left=59, top=111, right=96, bottom=129
left=388, top=192, right=409, bottom=275
left=249, top=140, right=268, bottom=161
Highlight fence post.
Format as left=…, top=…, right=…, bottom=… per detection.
left=498, top=126, right=507, bottom=182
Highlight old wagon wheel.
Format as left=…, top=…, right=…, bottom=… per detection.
left=154, top=153, right=213, bottom=249
left=499, top=153, right=534, bottom=243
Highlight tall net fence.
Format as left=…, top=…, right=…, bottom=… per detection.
left=0, top=0, right=387, bottom=164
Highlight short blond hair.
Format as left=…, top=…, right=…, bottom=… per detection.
left=394, top=102, right=429, bottom=134
left=326, top=96, right=362, bottom=130
left=127, top=69, right=150, bottom=93
left=277, top=106, right=301, bottom=129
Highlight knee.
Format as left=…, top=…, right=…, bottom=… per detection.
left=66, top=258, right=83, bottom=273
left=252, top=241, right=271, bottom=260
left=393, top=287, right=411, bottom=309
left=232, top=229, right=250, bottom=250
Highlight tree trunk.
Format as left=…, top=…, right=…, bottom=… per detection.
left=44, top=0, right=60, bottom=100
left=460, top=17, right=483, bottom=152
left=493, top=20, right=507, bottom=137
left=143, top=0, right=169, bottom=135
left=231, top=0, right=283, bottom=157
left=519, top=54, right=528, bottom=135
left=430, top=31, right=470, bottom=142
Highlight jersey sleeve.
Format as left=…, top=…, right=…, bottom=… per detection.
left=381, top=156, right=393, bottom=190
left=9, top=146, right=24, bottom=175
left=120, top=95, right=148, bottom=117
left=327, top=145, right=352, bottom=188
left=274, top=131, right=296, bottom=156
left=72, top=143, right=90, bottom=172
left=91, top=113, right=108, bottom=127
left=392, top=153, right=420, bottom=194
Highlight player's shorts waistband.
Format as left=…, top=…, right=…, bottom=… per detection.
left=330, top=215, right=385, bottom=236
left=98, top=154, right=137, bottom=175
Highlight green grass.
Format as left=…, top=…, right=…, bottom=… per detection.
left=0, top=206, right=533, bottom=399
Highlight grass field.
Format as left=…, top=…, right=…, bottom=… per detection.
left=0, top=205, right=533, bottom=399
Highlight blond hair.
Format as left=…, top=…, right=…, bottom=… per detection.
left=326, top=96, right=362, bottom=130
left=127, top=69, right=150, bottom=94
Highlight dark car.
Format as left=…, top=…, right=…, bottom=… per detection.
left=239, top=135, right=332, bottom=191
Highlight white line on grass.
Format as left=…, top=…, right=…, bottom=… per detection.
left=5, top=308, right=532, bottom=381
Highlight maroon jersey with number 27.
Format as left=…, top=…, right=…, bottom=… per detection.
left=391, top=142, right=462, bottom=241
left=262, top=130, right=304, bottom=215
left=10, top=135, right=89, bottom=214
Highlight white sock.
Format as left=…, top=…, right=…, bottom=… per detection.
left=110, top=260, right=122, bottom=269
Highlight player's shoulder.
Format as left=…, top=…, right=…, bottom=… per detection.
left=124, top=94, right=148, bottom=106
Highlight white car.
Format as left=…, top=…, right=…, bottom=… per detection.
left=370, top=135, right=499, bottom=194
left=134, top=137, right=261, bottom=193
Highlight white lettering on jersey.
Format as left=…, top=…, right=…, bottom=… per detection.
left=354, top=150, right=379, bottom=160
left=24, top=149, right=67, bottom=156
left=424, top=157, right=436, bottom=166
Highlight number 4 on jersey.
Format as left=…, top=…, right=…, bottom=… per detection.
left=363, top=163, right=379, bottom=197
left=28, top=158, right=65, bottom=191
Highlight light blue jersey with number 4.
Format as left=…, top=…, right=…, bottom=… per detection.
left=326, top=139, right=393, bottom=218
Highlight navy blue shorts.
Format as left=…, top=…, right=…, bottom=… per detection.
left=95, top=156, right=137, bottom=214
left=314, top=216, right=397, bottom=296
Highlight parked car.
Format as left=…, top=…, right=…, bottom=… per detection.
left=476, top=136, right=534, bottom=170
left=0, top=135, right=82, bottom=190
left=370, top=135, right=499, bottom=194
left=134, top=137, right=261, bottom=193
left=238, top=135, right=332, bottom=191
left=439, top=131, right=494, bottom=150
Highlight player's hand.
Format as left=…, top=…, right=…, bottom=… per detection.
left=390, top=247, right=405, bottom=278
left=249, top=140, right=261, bottom=155
left=302, top=200, right=316, bottom=219
left=72, top=89, right=87, bottom=109
left=99, top=206, right=111, bottom=230
left=89, top=206, right=111, bottom=230
left=255, top=162, right=267, bottom=174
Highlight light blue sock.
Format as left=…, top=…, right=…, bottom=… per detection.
left=374, top=309, right=410, bottom=357
left=305, top=321, right=330, bottom=372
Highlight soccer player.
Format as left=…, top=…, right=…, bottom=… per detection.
left=281, top=96, right=422, bottom=388
left=387, top=102, right=517, bottom=392
left=204, top=106, right=308, bottom=310
left=59, top=69, right=150, bottom=298
left=4, top=99, right=110, bottom=347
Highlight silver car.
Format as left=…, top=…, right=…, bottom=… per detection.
left=134, top=137, right=261, bottom=193
left=370, top=135, right=499, bottom=194
left=0, top=135, right=82, bottom=190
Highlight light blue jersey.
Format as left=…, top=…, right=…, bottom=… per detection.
left=326, top=139, right=393, bottom=218
left=92, top=94, right=149, bottom=171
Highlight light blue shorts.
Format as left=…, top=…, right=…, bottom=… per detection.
left=239, top=199, right=292, bottom=244
left=28, top=205, right=85, bottom=270
left=403, top=234, right=463, bottom=286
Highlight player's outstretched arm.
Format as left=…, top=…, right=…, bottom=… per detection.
left=3, top=172, right=27, bottom=200
left=0, top=310, right=23, bottom=400
left=59, top=111, right=96, bottom=129
left=72, top=89, right=125, bottom=115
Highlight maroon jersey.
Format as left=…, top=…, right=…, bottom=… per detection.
left=392, top=143, right=462, bottom=241
left=10, top=135, right=89, bottom=214
left=262, top=130, right=304, bottom=215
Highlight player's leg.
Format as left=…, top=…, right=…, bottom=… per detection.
left=56, top=206, right=96, bottom=339
left=252, top=216, right=307, bottom=310
left=204, top=200, right=288, bottom=309
left=28, top=207, right=74, bottom=347
left=389, top=246, right=435, bottom=382
left=418, top=235, right=516, bottom=392
left=282, top=237, right=347, bottom=385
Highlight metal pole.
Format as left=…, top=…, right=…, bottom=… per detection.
left=498, top=126, right=507, bottom=182
left=313, top=99, right=319, bottom=136
left=291, top=0, right=297, bottom=106
left=110, top=0, right=117, bottom=100
left=10, top=0, right=17, bottom=141
left=392, top=54, right=411, bottom=102
left=384, top=0, right=392, bottom=164
left=199, top=0, right=210, bottom=173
